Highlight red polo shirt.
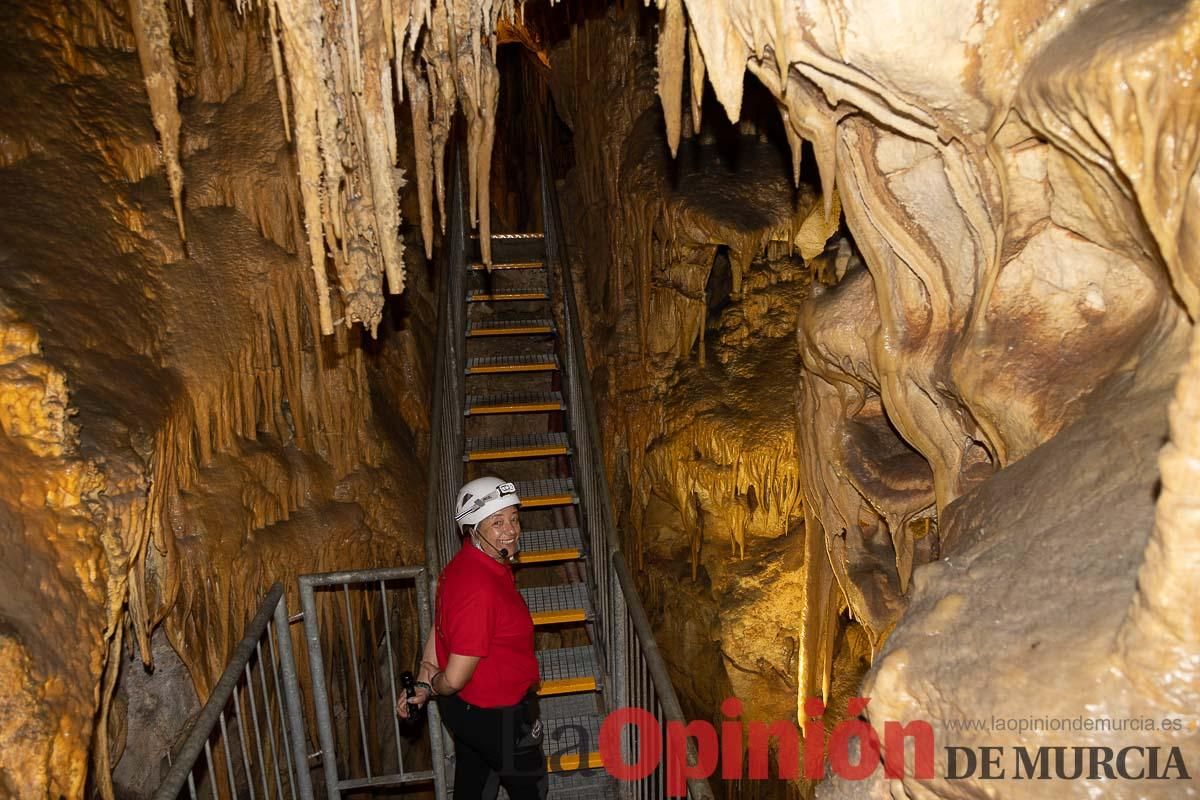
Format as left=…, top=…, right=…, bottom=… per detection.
left=435, top=541, right=538, bottom=707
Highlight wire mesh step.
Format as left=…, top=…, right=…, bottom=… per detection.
left=539, top=693, right=603, bottom=718
left=520, top=582, right=591, bottom=626
left=546, top=769, right=618, bottom=799
left=465, top=432, right=570, bottom=462
left=515, top=478, right=578, bottom=508
left=467, top=288, right=550, bottom=302
left=537, top=645, right=601, bottom=696
left=471, top=232, right=545, bottom=239
left=482, top=699, right=614, bottom=800
left=466, top=317, right=555, bottom=337
left=516, top=527, right=583, bottom=564
left=468, top=260, right=545, bottom=271
left=543, top=709, right=605, bottom=773
left=466, top=391, right=564, bottom=416
left=466, top=353, right=560, bottom=375
left=501, top=778, right=615, bottom=800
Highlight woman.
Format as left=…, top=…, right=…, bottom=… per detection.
left=398, top=476, right=547, bottom=799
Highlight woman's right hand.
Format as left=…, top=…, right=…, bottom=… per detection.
left=396, top=686, right=432, bottom=719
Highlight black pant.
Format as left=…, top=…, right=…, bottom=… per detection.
left=438, top=693, right=548, bottom=800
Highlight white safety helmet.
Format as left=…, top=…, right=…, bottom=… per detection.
left=454, top=476, right=521, bottom=532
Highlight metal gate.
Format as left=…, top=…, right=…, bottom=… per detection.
left=153, top=568, right=445, bottom=800
left=297, top=566, right=447, bottom=799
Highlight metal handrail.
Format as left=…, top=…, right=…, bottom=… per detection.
left=153, top=583, right=312, bottom=800
left=426, top=150, right=469, bottom=575
left=421, top=146, right=467, bottom=799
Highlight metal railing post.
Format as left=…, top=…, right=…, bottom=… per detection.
left=275, top=594, right=316, bottom=799
left=421, top=571, right=449, bottom=800
left=298, top=578, right=342, bottom=799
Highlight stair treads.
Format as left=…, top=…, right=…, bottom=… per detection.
left=467, top=288, right=549, bottom=302
left=515, top=478, right=577, bottom=508
left=546, top=769, right=617, bottom=799
left=466, top=391, right=563, bottom=415
left=468, top=260, right=544, bottom=270
left=466, top=353, right=559, bottom=374
left=538, top=645, right=600, bottom=689
left=466, top=317, right=554, bottom=337
left=539, top=693, right=602, bottom=719
left=543, top=711, right=604, bottom=772
left=465, top=432, right=569, bottom=461
left=520, top=582, right=590, bottom=623
left=517, top=527, right=583, bottom=564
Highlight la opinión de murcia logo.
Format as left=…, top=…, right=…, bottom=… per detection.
left=555, top=697, right=1196, bottom=794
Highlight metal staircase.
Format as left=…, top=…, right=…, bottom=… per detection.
left=421, top=130, right=715, bottom=800
left=457, top=221, right=613, bottom=796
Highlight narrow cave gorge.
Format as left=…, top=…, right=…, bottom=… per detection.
left=0, top=0, right=1198, bottom=798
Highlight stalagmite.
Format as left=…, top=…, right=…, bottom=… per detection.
left=127, top=0, right=187, bottom=241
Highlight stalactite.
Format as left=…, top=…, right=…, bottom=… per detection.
left=127, top=0, right=187, bottom=241
left=270, top=0, right=337, bottom=333
left=657, top=0, right=685, bottom=156
left=404, top=52, right=437, bottom=258
left=124, top=0, right=526, bottom=331
left=687, top=25, right=704, bottom=133
left=266, top=4, right=292, bottom=142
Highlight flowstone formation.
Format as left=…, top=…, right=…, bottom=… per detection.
left=551, top=0, right=1198, bottom=796
left=550, top=8, right=858, bottom=769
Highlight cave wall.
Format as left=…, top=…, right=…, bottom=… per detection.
left=0, top=1, right=431, bottom=792
left=549, top=0, right=1199, bottom=796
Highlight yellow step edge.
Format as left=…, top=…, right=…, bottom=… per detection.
left=467, top=362, right=558, bottom=375
left=531, top=609, right=587, bottom=625
left=538, top=677, right=598, bottom=697
left=468, top=401, right=562, bottom=415
left=549, top=752, right=604, bottom=772
left=467, top=325, right=554, bottom=337
left=516, top=548, right=581, bottom=565
left=520, top=493, right=575, bottom=508
left=469, top=291, right=548, bottom=302
left=467, top=444, right=569, bottom=461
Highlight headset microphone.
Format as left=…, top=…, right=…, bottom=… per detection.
left=475, top=532, right=517, bottom=564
